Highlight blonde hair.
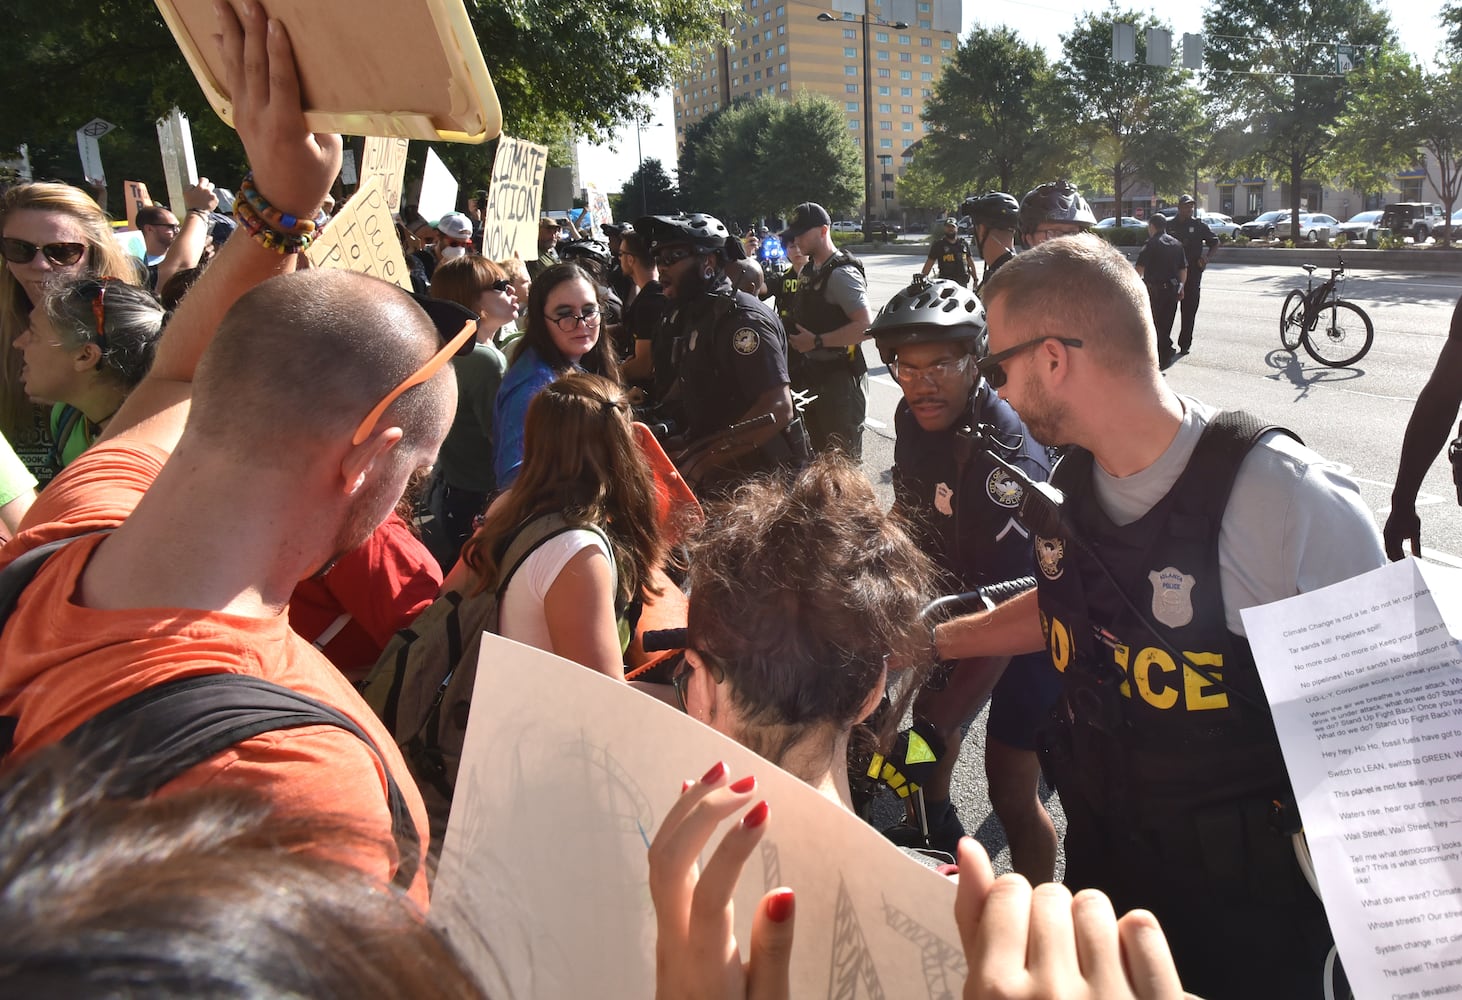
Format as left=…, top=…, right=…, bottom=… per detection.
left=0, top=183, right=138, bottom=435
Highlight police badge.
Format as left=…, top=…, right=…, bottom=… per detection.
left=1036, top=536, right=1064, bottom=580
left=732, top=327, right=760, bottom=355
left=986, top=468, right=1024, bottom=508
left=1148, top=567, right=1196, bottom=628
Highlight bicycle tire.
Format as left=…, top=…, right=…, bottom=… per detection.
left=1302, top=300, right=1374, bottom=367
left=1279, top=290, right=1306, bottom=350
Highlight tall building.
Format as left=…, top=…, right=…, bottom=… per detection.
left=672, top=0, right=962, bottom=224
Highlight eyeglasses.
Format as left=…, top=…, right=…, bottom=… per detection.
left=148, top=222, right=180, bottom=233
left=977, top=336, right=1084, bottom=389
left=546, top=305, right=600, bottom=333
left=351, top=317, right=478, bottom=446
left=89, top=277, right=121, bottom=351
left=653, top=247, right=695, bottom=269
left=1032, top=226, right=1082, bottom=240
left=670, top=649, right=725, bottom=713
left=888, top=354, right=973, bottom=386
left=2, top=237, right=86, bottom=268
left=488, top=278, right=512, bottom=293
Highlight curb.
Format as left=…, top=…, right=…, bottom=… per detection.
left=848, top=242, right=1462, bottom=274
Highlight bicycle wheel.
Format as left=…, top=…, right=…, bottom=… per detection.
left=1279, top=290, right=1305, bottom=350
left=1302, top=301, right=1374, bottom=367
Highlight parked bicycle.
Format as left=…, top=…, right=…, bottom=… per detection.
left=1278, top=255, right=1374, bottom=367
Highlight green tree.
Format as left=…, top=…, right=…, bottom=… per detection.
left=1444, top=1, right=1462, bottom=57
left=618, top=157, right=680, bottom=218
left=1053, top=10, right=1206, bottom=218
left=1202, top=0, right=1393, bottom=235
left=919, top=25, right=1054, bottom=197
left=895, top=147, right=965, bottom=215
left=1331, top=51, right=1462, bottom=244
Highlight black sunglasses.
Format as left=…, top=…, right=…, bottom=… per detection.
left=977, top=336, right=1084, bottom=389
left=2, top=237, right=86, bottom=268
left=670, top=649, right=725, bottom=713
left=654, top=246, right=696, bottom=268
left=489, top=278, right=512, bottom=293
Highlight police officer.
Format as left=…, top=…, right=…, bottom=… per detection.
left=1169, top=194, right=1218, bottom=355
left=635, top=212, right=805, bottom=492
left=1018, top=180, right=1097, bottom=247
left=870, top=277, right=1060, bottom=879
left=783, top=202, right=874, bottom=459
left=1135, top=215, right=1188, bottom=369
left=920, top=217, right=977, bottom=287
left=934, top=236, right=1385, bottom=998
left=960, top=192, right=1021, bottom=294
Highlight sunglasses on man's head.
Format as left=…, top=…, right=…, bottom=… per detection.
left=1, top=237, right=86, bottom=268
left=976, top=336, right=1084, bottom=389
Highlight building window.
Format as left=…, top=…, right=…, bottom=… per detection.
left=878, top=102, right=891, bottom=112
left=902, top=70, right=913, bottom=79
left=844, top=28, right=856, bottom=38
left=902, top=121, right=913, bottom=131
left=880, top=138, right=893, bottom=148
left=777, top=23, right=784, bottom=34
left=847, top=101, right=859, bottom=111
left=754, top=69, right=761, bottom=79
left=875, top=30, right=889, bottom=42
left=919, top=19, right=930, bottom=28
left=778, top=43, right=786, bottom=54
left=1401, top=176, right=1424, bottom=201
left=845, top=65, right=858, bottom=76
left=919, top=71, right=931, bottom=80
left=878, top=85, right=891, bottom=95
left=844, top=47, right=857, bottom=57
left=779, top=81, right=788, bottom=91
left=918, top=1, right=930, bottom=10
left=901, top=104, right=913, bottom=114
left=879, top=68, right=892, bottom=78
left=900, top=52, right=911, bottom=62
left=921, top=54, right=932, bottom=64
left=921, top=88, right=930, bottom=97
left=753, top=52, right=760, bottom=62
left=941, top=38, right=952, bottom=48
left=902, top=138, right=914, bottom=147
left=776, top=4, right=784, bottom=14
left=880, top=120, right=892, bottom=130
left=752, top=32, right=760, bottom=43
left=846, top=83, right=859, bottom=93
left=843, top=10, right=854, bottom=19
left=877, top=50, right=890, bottom=60
left=849, top=121, right=859, bottom=129
left=743, top=74, right=751, bottom=84
left=922, top=121, right=931, bottom=131
left=900, top=34, right=911, bottom=44
left=779, top=62, right=787, bottom=73
left=901, top=86, right=913, bottom=96
left=764, top=11, right=771, bottom=22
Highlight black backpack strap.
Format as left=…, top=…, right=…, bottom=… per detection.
left=58, top=673, right=421, bottom=891
left=1190, top=411, right=1301, bottom=511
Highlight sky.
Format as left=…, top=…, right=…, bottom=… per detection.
left=574, top=0, right=1450, bottom=197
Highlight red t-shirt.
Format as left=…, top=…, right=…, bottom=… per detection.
left=0, top=441, right=431, bottom=908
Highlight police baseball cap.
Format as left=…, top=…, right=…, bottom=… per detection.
left=1178, top=194, right=1196, bottom=205
left=781, top=202, right=832, bottom=241
left=944, top=217, right=958, bottom=227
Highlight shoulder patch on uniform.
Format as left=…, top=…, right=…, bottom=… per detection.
left=1149, top=567, right=1196, bottom=628
left=1036, top=536, right=1064, bottom=580
left=732, top=327, right=760, bottom=356
left=986, top=468, right=1024, bottom=508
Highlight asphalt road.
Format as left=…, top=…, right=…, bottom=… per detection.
left=850, top=252, right=1462, bottom=875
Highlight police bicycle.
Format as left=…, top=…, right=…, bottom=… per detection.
left=1278, top=255, right=1374, bottom=367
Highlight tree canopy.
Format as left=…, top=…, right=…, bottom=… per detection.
left=617, top=157, right=680, bottom=219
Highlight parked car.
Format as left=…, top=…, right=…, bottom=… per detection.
left=1237, top=210, right=1288, bottom=240
left=1335, top=210, right=1384, bottom=244
left=1200, top=212, right=1239, bottom=239
left=1440, top=208, right=1462, bottom=242
left=831, top=220, right=863, bottom=232
left=1094, top=216, right=1146, bottom=230
left=1157, top=206, right=1181, bottom=220
left=1274, top=213, right=1340, bottom=243
left=1380, top=203, right=1446, bottom=242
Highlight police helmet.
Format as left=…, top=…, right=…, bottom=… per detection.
left=1018, top=180, right=1097, bottom=235
left=868, top=276, right=987, bottom=364
left=557, top=238, right=612, bottom=267
left=634, top=213, right=732, bottom=254
left=961, top=191, right=1021, bottom=231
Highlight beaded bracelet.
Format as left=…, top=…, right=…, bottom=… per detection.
left=237, top=172, right=329, bottom=235
left=234, top=194, right=315, bottom=254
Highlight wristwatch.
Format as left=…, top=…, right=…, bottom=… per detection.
left=813, top=334, right=825, bottom=349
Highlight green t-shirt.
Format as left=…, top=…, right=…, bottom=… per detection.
left=438, top=341, right=507, bottom=494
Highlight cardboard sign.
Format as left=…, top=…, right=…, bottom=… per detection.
left=480, top=135, right=548, bottom=262
left=156, top=107, right=199, bottom=218
left=122, top=180, right=153, bottom=229
left=305, top=174, right=410, bottom=289
left=432, top=634, right=965, bottom=999
left=584, top=182, right=613, bottom=237
left=359, top=136, right=409, bottom=214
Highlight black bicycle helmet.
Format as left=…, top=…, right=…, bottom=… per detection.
left=1018, top=180, right=1096, bottom=235
left=962, top=191, right=1021, bottom=230
left=634, top=212, right=732, bottom=253
left=868, top=276, right=987, bottom=364
left=557, top=238, right=612, bottom=268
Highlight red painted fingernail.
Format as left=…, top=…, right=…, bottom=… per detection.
left=936, top=863, right=960, bottom=877
left=680, top=779, right=693, bottom=794
left=766, top=888, right=795, bottom=923
left=700, top=761, right=726, bottom=785
left=729, top=775, right=756, bottom=794
left=741, top=800, right=769, bottom=829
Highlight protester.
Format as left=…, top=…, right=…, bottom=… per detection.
left=14, top=276, right=165, bottom=473
left=615, top=230, right=666, bottom=391
left=498, top=255, right=531, bottom=343
left=0, top=0, right=446, bottom=906
left=933, top=234, right=1383, bottom=997
left=0, top=432, right=35, bottom=536
left=527, top=217, right=561, bottom=280
left=493, top=261, right=619, bottom=488
left=0, top=182, right=138, bottom=476
left=421, top=256, right=513, bottom=570
left=453, top=372, right=663, bottom=680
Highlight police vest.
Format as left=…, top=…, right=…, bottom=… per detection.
left=1034, top=412, right=1297, bottom=819
left=771, top=267, right=799, bottom=326
left=934, top=237, right=969, bottom=282
left=792, top=251, right=866, bottom=365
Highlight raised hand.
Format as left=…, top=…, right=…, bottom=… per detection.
left=212, top=0, right=341, bottom=218
left=1383, top=503, right=1422, bottom=562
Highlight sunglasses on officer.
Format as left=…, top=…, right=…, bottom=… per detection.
left=976, top=336, right=1083, bottom=389
left=2, top=237, right=87, bottom=268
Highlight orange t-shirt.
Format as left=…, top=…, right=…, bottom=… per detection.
left=0, top=440, right=431, bottom=909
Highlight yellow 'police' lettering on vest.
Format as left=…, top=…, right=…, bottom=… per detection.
left=1044, top=613, right=1227, bottom=711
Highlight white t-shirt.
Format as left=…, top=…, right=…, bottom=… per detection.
left=1089, top=396, right=1386, bottom=635
left=498, top=529, right=614, bottom=654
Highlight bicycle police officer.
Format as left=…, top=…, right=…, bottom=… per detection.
left=870, top=276, right=1061, bottom=879
left=635, top=212, right=807, bottom=491
left=1018, top=180, right=1097, bottom=247
left=1169, top=194, right=1218, bottom=355
left=921, top=217, right=977, bottom=288
left=960, top=192, right=1021, bottom=294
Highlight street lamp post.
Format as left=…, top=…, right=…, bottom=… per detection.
left=819, top=9, right=906, bottom=227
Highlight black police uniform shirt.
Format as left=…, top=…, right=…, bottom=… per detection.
left=675, top=278, right=790, bottom=441
left=622, top=279, right=667, bottom=357
left=1168, top=216, right=1218, bottom=267
left=1135, top=233, right=1186, bottom=289
left=891, top=384, right=1050, bottom=592
left=926, top=236, right=971, bottom=284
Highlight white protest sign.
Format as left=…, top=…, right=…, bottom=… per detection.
left=1243, top=558, right=1462, bottom=999
left=584, top=181, right=612, bottom=236
left=479, top=135, right=548, bottom=262
left=417, top=147, right=459, bottom=224
left=340, top=149, right=358, bottom=187
left=304, top=174, right=410, bottom=289
left=359, top=136, right=409, bottom=214
left=76, top=132, right=105, bottom=184
left=156, top=107, right=199, bottom=218
left=432, top=633, right=964, bottom=1000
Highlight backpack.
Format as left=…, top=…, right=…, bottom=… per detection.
left=0, top=532, right=421, bottom=891
left=359, top=512, right=617, bottom=852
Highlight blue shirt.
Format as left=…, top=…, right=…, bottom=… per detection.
left=493, top=345, right=559, bottom=488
